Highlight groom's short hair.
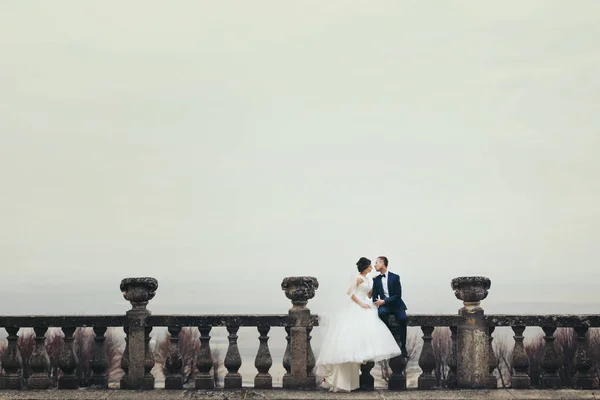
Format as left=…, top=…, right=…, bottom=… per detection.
left=378, top=256, right=388, bottom=267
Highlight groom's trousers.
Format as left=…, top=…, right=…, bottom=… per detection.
left=377, top=306, right=408, bottom=356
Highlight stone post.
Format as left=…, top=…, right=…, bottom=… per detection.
left=451, top=276, right=491, bottom=389
left=281, top=276, right=318, bottom=390
left=120, top=277, right=158, bottom=390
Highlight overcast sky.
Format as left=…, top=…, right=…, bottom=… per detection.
left=1, top=1, right=599, bottom=318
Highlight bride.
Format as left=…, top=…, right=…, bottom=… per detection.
left=315, top=257, right=402, bottom=392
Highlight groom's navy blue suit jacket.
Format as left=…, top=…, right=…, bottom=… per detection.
left=372, top=272, right=407, bottom=319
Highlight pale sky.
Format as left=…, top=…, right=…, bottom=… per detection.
left=1, top=1, right=599, bottom=317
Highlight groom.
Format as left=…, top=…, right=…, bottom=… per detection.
left=371, top=256, right=408, bottom=357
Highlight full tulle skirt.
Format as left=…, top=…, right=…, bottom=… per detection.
left=315, top=299, right=402, bottom=391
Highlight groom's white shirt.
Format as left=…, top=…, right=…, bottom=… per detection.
left=381, top=271, right=390, bottom=298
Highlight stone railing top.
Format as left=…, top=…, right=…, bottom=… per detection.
left=486, top=314, right=600, bottom=328
left=0, top=315, right=127, bottom=328
left=147, top=314, right=320, bottom=327
left=2, top=313, right=599, bottom=329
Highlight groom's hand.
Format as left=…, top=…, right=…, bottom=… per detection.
left=374, top=299, right=385, bottom=307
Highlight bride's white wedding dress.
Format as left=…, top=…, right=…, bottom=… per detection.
left=315, top=274, right=402, bottom=392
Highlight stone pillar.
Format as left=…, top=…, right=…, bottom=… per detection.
left=90, top=327, right=109, bottom=388
left=573, top=326, right=593, bottom=389
left=388, top=316, right=408, bottom=390
left=120, top=277, right=158, bottom=390
left=446, top=326, right=458, bottom=389
left=451, top=276, right=491, bottom=389
left=281, top=276, right=318, bottom=390
left=418, top=326, right=437, bottom=389
left=0, top=327, right=23, bottom=389
left=195, top=326, right=214, bottom=389
left=224, top=325, right=242, bottom=389
left=511, top=326, right=530, bottom=389
left=540, top=326, right=561, bottom=389
left=28, top=327, right=52, bottom=389
left=164, top=326, right=184, bottom=390
left=58, top=327, right=79, bottom=389
left=254, top=325, right=273, bottom=389
left=487, top=327, right=498, bottom=389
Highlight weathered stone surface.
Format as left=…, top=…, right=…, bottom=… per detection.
left=456, top=309, right=489, bottom=389
left=453, top=277, right=491, bottom=389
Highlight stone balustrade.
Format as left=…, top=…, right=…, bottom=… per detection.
left=0, top=276, right=599, bottom=392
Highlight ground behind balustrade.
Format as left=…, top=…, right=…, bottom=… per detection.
left=0, top=389, right=599, bottom=400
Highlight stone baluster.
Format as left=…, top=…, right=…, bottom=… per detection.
left=306, top=326, right=315, bottom=378
left=224, top=325, right=242, bottom=388
left=58, top=327, right=79, bottom=389
left=164, top=326, right=183, bottom=390
left=0, top=327, right=23, bottom=389
left=573, top=326, right=593, bottom=389
left=281, top=276, right=319, bottom=390
left=254, top=325, right=273, bottom=389
left=195, top=326, right=214, bottom=389
left=120, top=326, right=130, bottom=389
left=451, top=276, right=491, bottom=389
left=511, top=326, right=530, bottom=388
left=488, top=326, right=498, bottom=388
left=28, top=327, right=51, bottom=389
left=282, top=326, right=291, bottom=379
left=541, top=326, right=561, bottom=389
left=418, top=326, right=437, bottom=389
left=142, top=326, right=155, bottom=390
left=388, top=316, right=408, bottom=390
left=90, top=327, right=109, bottom=388
left=359, top=362, right=375, bottom=391
left=120, top=277, right=158, bottom=390
left=446, top=326, right=458, bottom=389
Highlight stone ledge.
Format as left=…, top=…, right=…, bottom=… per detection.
left=0, top=390, right=599, bottom=400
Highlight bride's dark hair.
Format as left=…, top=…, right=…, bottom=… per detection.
left=356, top=257, right=371, bottom=273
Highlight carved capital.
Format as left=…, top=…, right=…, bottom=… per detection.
left=451, top=276, right=491, bottom=311
left=281, top=277, right=319, bottom=309
left=120, top=277, right=158, bottom=312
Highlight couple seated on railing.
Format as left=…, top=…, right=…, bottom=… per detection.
left=316, top=256, right=408, bottom=393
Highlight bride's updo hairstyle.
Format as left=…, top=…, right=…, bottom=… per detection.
left=356, top=257, right=371, bottom=273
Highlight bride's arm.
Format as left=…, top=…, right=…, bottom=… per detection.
left=348, top=277, right=370, bottom=308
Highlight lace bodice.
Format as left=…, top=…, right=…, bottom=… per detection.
left=348, top=275, right=371, bottom=302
